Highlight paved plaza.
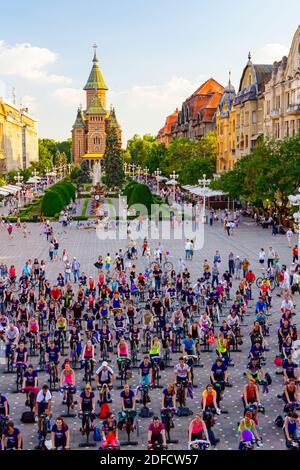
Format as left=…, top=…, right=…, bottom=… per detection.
left=0, top=213, right=297, bottom=450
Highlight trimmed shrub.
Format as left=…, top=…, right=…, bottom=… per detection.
left=124, top=181, right=139, bottom=205
left=52, top=184, right=69, bottom=205
left=128, top=183, right=153, bottom=215
left=63, top=181, right=76, bottom=200
left=41, top=190, right=65, bottom=217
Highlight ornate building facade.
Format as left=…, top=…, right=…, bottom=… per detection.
left=234, top=54, right=272, bottom=160
left=264, top=26, right=300, bottom=140
left=216, top=74, right=236, bottom=173
left=72, top=46, right=122, bottom=168
left=0, top=98, right=38, bottom=173
left=157, top=78, right=224, bottom=145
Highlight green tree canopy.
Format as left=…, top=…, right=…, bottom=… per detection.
left=103, top=125, right=125, bottom=189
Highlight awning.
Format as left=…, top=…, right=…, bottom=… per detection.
left=1, top=185, right=22, bottom=194
left=0, top=189, right=10, bottom=196
left=82, top=154, right=104, bottom=159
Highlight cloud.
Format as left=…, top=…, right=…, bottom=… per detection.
left=108, top=76, right=204, bottom=142
left=0, top=79, right=5, bottom=97
left=52, top=87, right=85, bottom=106
left=109, top=76, right=202, bottom=111
left=254, top=43, right=289, bottom=64
left=0, top=40, right=72, bottom=85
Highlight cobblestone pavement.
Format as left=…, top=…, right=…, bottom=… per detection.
left=0, top=215, right=297, bottom=451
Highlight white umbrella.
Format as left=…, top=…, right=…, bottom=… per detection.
left=166, top=179, right=179, bottom=186
left=156, top=176, right=168, bottom=182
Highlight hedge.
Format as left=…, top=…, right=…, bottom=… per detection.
left=41, top=190, right=65, bottom=217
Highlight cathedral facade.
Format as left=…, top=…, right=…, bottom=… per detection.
left=72, top=46, right=122, bottom=168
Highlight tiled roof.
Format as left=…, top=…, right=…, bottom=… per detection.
left=84, top=53, right=108, bottom=91
left=72, top=108, right=85, bottom=129
left=86, top=94, right=107, bottom=115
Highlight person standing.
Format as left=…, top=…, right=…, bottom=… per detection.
left=242, top=258, right=250, bottom=279
left=258, top=249, right=266, bottom=267
left=287, top=228, right=294, bottom=249
left=293, top=245, right=299, bottom=264
left=228, top=252, right=235, bottom=276
left=72, top=257, right=81, bottom=284
left=267, top=247, right=275, bottom=269
left=234, top=256, right=242, bottom=280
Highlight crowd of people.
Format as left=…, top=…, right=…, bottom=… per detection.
left=0, top=213, right=299, bottom=452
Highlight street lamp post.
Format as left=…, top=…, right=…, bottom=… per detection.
left=288, top=190, right=300, bottom=251
left=154, top=168, right=162, bottom=194
left=137, top=165, right=141, bottom=182
left=170, top=170, right=179, bottom=201
left=198, top=174, right=211, bottom=224
left=14, top=171, right=24, bottom=208
left=144, top=167, right=149, bottom=185
left=33, top=169, right=38, bottom=193
left=124, top=162, right=128, bottom=176
left=130, top=163, right=136, bottom=179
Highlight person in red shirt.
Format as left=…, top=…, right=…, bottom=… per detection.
left=50, top=286, right=61, bottom=302
left=9, top=265, right=16, bottom=281
left=148, top=417, right=167, bottom=448
left=293, top=246, right=299, bottom=263
left=246, top=270, right=256, bottom=284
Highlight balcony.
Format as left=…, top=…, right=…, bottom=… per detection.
left=270, top=109, right=281, bottom=118
left=287, top=103, right=300, bottom=114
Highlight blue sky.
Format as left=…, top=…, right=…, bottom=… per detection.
left=0, top=0, right=299, bottom=145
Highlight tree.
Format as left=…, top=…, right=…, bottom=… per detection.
left=126, top=134, right=156, bottom=165
left=76, top=161, right=92, bottom=186
left=103, top=125, right=125, bottom=189
left=212, top=133, right=300, bottom=218
left=37, top=140, right=53, bottom=172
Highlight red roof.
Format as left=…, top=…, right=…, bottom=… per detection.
left=158, top=109, right=179, bottom=136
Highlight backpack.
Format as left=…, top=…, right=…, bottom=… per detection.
left=93, top=427, right=102, bottom=442
left=21, top=411, right=35, bottom=424
left=139, top=407, right=151, bottom=418
left=275, top=415, right=284, bottom=428
left=265, top=372, right=272, bottom=386
left=177, top=406, right=193, bottom=417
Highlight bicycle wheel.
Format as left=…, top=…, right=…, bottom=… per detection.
left=256, top=277, right=263, bottom=289
left=163, top=261, right=173, bottom=272
left=269, top=280, right=275, bottom=292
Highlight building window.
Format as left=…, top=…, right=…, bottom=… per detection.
left=78, top=141, right=81, bottom=156
left=252, top=111, right=257, bottom=124
left=266, top=101, right=270, bottom=115
left=276, top=96, right=280, bottom=110
left=245, top=135, right=249, bottom=149
left=94, top=136, right=101, bottom=145
left=286, top=121, right=289, bottom=137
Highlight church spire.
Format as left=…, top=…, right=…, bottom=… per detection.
left=84, top=44, right=108, bottom=91
left=93, top=43, right=99, bottom=63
